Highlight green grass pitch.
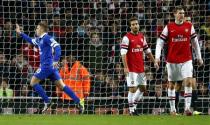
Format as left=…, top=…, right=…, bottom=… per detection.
left=0, top=115, right=210, bottom=125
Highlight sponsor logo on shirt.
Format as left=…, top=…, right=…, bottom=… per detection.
left=172, top=35, right=187, bottom=42
left=132, top=45, right=143, bottom=52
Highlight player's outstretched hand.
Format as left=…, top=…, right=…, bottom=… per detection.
left=197, top=59, right=203, bottom=67
left=16, top=24, right=21, bottom=35
left=53, top=62, right=60, bottom=69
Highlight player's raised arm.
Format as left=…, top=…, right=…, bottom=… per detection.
left=16, top=23, right=37, bottom=45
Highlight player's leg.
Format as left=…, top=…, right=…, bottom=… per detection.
left=31, top=68, right=52, bottom=113
left=51, top=69, right=84, bottom=114
left=166, top=63, right=179, bottom=115
left=133, top=73, right=146, bottom=113
left=31, top=68, right=50, bottom=104
left=191, top=77, right=202, bottom=115
left=183, top=77, right=193, bottom=115
left=55, top=79, right=80, bottom=103
left=168, top=81, right=176, bottom=115
left=126, top=72, right=139, bottom=115
left=182, top=60, right=193, bottom=115
left=175, top=81, right=182, bottom=112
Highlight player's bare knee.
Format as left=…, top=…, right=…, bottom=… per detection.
left=129, top=87, right=138, bottom=93
left=30, top=76, right=40, bottom=86
left=168, top=81, right=175, bottom=89
left=55, top=79, right=65, bottom=90
left=184, top=77, right=192, bottom=87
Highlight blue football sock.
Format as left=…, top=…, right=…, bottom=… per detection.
left=33, top=84, right=50, bottom=103
left=63, top=86, right=80, bottom=104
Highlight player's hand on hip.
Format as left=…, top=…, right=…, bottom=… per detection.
left=197, top=59, right=203, bottom=67
left=53, top=62, right=60, bottom=69
left=16, top=24, right=21, bottom=34
left=124, top=68, right=129, bottom=76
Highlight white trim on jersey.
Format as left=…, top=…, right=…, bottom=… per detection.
left=120, top=36, right=129, bottom=49
left=159, top=26, right=168, bottom=41
left=120, top=49, right=128, bottom=55
left=144, top=48, right=151, bottom=54
left=190, top=25, right=197, bottom=39
left=50, top=38, right=59, bottom=48
left=143, top=36, right=151, bottom=54
left=32, top=39, right=38, bottom=45
left=191, top=36, right=202, bottom=59
left=155, top=38, right=164, bottom=59
left=120, top=36, right=129, bottom=55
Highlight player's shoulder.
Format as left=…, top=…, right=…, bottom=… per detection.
left=122, top=35, right=129, bottom=42
left=183, top=21, right=193, bottom=26
left=137, top=32, right=144, bottom=36
left=44, top=34, right=53, bottom=39
left=167, top=21, right=175, bottom=27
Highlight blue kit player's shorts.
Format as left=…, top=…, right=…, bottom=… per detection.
left=34, top=67, right=61, bottom=81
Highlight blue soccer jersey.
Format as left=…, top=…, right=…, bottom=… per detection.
left=20, top=32, right=61, bottom=81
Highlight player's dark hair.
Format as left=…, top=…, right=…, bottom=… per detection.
left=129, top=16, right=138, bottom=26
left=38, top=21, right=48, bottom=32
left=174, top=6, right=184, bottom=13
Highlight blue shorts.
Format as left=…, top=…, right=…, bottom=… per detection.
left=34, top=67, right=61, bottom=82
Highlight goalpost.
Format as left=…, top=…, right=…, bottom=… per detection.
left=0, top=0, right=209, bottom=115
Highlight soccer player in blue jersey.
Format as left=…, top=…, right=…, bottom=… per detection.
left=15, top=21, right=84, bottom=114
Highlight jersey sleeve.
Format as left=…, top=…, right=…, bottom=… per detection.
left=48, top=37, right=61, bottom=62
left=49, top=38, right=60, bottom=48
left=120, top=36, right=129, bottom=55
left=159, top=25, right=168, bottom=41
left=190, top=25, right=197, bottom=39
left=20, top=32, right=38, bottom=46
left=143, top=37, right=151, bottom=54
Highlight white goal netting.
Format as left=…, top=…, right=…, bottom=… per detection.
left=0, top=0, right=209, bottom=115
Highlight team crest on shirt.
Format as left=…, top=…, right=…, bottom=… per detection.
left=185, top=29, right=189, bottom=33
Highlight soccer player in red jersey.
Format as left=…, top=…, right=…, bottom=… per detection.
left=155, top=6, right=203, bottom=116
left=121, top=17, right=159, bottom=115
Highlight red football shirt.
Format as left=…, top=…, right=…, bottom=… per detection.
left=121, top=32, right=149, bottom=73
left=160, top=21, right=196, bottom=63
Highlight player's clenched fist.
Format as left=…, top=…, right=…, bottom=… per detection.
left=16, top=24, right=21, bottom=34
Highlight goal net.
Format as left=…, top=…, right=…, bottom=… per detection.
left=0, top=0, right=209, bottom=115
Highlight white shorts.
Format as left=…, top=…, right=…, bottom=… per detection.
left=166, top=60, right=193, bottom=81
left=126, top=72, right=147, bottom=87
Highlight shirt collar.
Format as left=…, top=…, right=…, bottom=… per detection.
left=39, top=33, right=47, bottom=38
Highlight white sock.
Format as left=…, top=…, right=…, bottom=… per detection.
left=184, top=87, right=192, bottom=110
left=168, top=88, right=176, bottom=112
left=133, top=89, right=144, bottom=110
left=128, top=91, right=134, bottom=113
